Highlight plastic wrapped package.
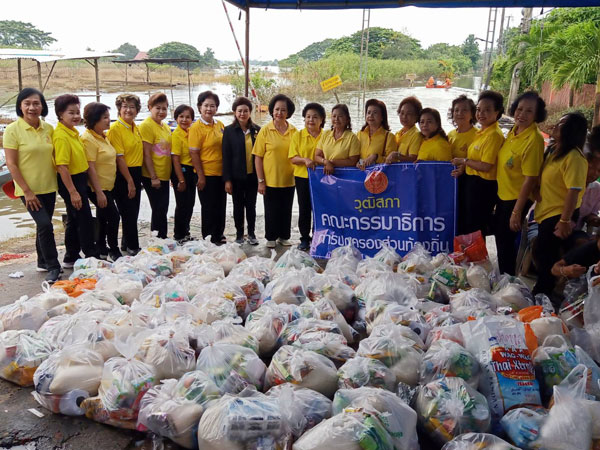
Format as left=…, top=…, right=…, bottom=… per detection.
left=211, top=319, right=259, bottom=353
left=532, top=335, right=578, bottom=400
left=425, top=323, right=465, bottom=348
left=441, top=433, right=518, bottom=449
left=261, top=268, right=311, bottom=306
left=0, top=296, right=48, bottom=331
left=292, top=330, right=356, bottom=368
left=139, top=276, right=188, bottom=307
left=37, top=314, right=78, bottom=349
left=416, top=377, right=491, bottom=444
left=147, top=301, right=203, bottom=329
left=187, top=323, right=217, bottom=355
left=266, top=384, right=332, bottom=439
left=29, top=282, right=71, bottom=310
left=398, top=243, right=434, bottom=274
left=175, top=370, right=221, bottom=403
left=245, top=302, right=300, bottom=356
left=204, top=243, right=247, bottom=275
left=491, top=276, right=533, bottom=312
left=69, top=267, right=113, bottom=281
left=424, top=304, right=460, bottom=328
left=273, top=247, right=322, bottom=276
left=47, top=290, right=121, bottom=317
left=500, top=406, right=548, bottom=449
left=365, top=301, right=430, bottom=338
left=332, top=387, right=419, bottom=450
left=145, top=236, right=177, bottom=254
left=356, top=334, right=422, bottom=386
left=427, top=264, right=468, bottom=302
left=225, top=274, right=264, bottom=312
left=372, top=244, right=401, bottom=269
left=192, top=296, right=239, bottom=324
left=52, top=278, right=98, bottom=297
left=421, top=339, right=480, bottom=389
left=369, top=323, right=425, bottom=350
left=466, top=263, right=492, bottom=292
left=327, top=243, right=362, bottom=272
left=356, top=258, right=392, bottom=278
left=337, top=356, right=396, bottom=391
left=168, top=250, right=192, bottom=274
left=0, top=329, right=54, bottom=386
left=181, top=256, right=225, bottom=281
left=461, top=317, right=541, bottom=425
left=103, top=301, right=154, bottom=333
left=559, top=277, right=587, bottom=329
left=33, top=344, right=104, bottom=414
left=449, top=289, right=497, bottom=321
left=193, top=279, right=249, bottom=318
left=573, top=345, right=600, bottom=399
left=182, top=238, right=216, bottom=255
left=229, top=255, right=275, bottom=286
left=95, top=273, right=143, bottom=305
left=131, top=251, right=174, bottom=278
left=196, top=343, right=266, bottom=394
left=306, top=273, right=358, bottom=323
left=73, top=257, right=113, bottom=271
left=139, top=328, right=196, bottom=380
left=62, top=319, right=118, bottom=361
left=196, top=391, right=284, bottom=450
left=356, top=273, right=419, bottom=307
left=265, top=345, right=339, bottom=397
left=311, top=298, right=357, bottom=344
left=278, top=318, right=343, bottom=347
left=292, top=408, right=394, bottom=450
left=529, top=316, right=568, bottom=346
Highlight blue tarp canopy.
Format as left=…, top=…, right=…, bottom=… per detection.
left=225, top=0, right=600, bottom=8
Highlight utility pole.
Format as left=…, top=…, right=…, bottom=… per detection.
left=497, top=8, right=506, bottom=56
left=508, top=8, right=533, bottom=106
left=481, top=7, right=498, bottom=91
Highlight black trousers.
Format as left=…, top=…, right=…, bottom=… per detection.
left=198, top=176, right=226, bottom=242
left=21, top=192, right=60, bottom=270
left=533, top=211, right=579, bottom=300
left=264, top=186, right=295, bottom=241
left=171, top=164, right=197, bottom=240
left=232, top=173, right=258, bottom=239
left=57, top=172, right=98, bottom=262
left=455, top=173, right=468, bottom=235
left=462, top=174, right=498, bottom=236
left=295, top=176, right=312, bottom=241
left=88, top=189, right=120, bottom=254
left=114, top=166, right=142, bottom=252
left=142, top=177, right=170, bottom=239
left=493, top=198, right=532, bottom=276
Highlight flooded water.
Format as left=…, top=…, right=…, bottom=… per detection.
left=0, top=78, right=479, bottom=242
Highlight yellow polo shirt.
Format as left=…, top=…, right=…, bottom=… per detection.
left=188, top=119, right=225, bottom=177
left=252, top=120, right=297, bottom=188
left=417, top=134, right=452, bottom=162
left=81, top=130, right=117, bottom=192
left=395, top=125, right=422, bottom=157
left=357, top=127, right=397, bottom=163
left=496, top=123, right=545, bottom=201
left=3, top=118, right=56, bottom=197
left=317, top=129, right=361, bottom=161
left=107, top=118, right=143, bottom=168
left=535, top=148, right=588, bottom=223
left=448, top=127, right=478, bottom=159
left=53, top=122, right=88, bottom=176
left=245, top=133, right=253, bottom=174
left=139, top=117, right=172, bottom=181
left=466, top=122, right=505, bottom=180
left=171, top=126, right=192, bottom=167
left=288, top=128, right=322, bottom=178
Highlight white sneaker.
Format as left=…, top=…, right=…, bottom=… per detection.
left=277, top=239, right=292, bottom=246
left=266, top=240, right=277, bottom=248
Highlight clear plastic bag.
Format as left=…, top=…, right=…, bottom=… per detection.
left=30, top=282, right=71, bottom=310
left=245, top=302, right=300, bottom=356
left=62, top=317, right=118, bottom=361
left=428, top=264, right=468, bottom=302
left=491, top=275, right=534, bottom=312
left=225, top=273, right=264, bottom=313
left=261, top=268, right=310, bottom=306
left=356, top=258, right=392, bottom=278
left=337, top=356, right=396, bottom=391
left=73, top=257, right=113, bottom=271
left=365, top=301, right=429, bottom=338
left=47, top=290, right=121, bottom=317
left=103, top=301, right=154, bottom=332
left=196, top=343, right=266, bottom=394
left=356, top=273, right=418, bottom=307
left=0, top=329, right=54, bottom=386
left=466, top=263, right=492, bottom=292
left=372, top=243, right=401, bottom=270
left=278, top=318, right=343, bottom=347
left=139, top=327, right=196, bottom=380
left=398, top=243, right=434, bottom=274
left=229, top=255, right=275, bottom=286
left=369, top=323, right=425, bottom=350
left=139, top=277, right=189, bottom=307
left=532, top=334, right=578, bottom=400
left=292, top=330, right=356, bottom=368
left=181, top=238, right=216, bottom=255
left=425, top=323, right=465, bottom=348
left=500, top=406, right=548, bottom=449
left=168, top=250, right=192, bottom=274
left=416, top=377, right=491, bottom=445
left=95, top=273, right=143, bottom=305
left=192, top=296, right=239, bottom=324
left=0, top=296, right=48, bottom=331
left=145, top=236, right=177, bottom=254
left=204, top=242, right=247, bottom=275
left=306, top=273, right=358, bottom=324
left=211, top=319, right=259, bottom=353
left=265, top=345, right=339, bottom=397
left=273, top=247, right=321, bottom=276
left=449, top=289, right=497, bottom=321
left=181, top=256, right=225, bottom=284
left=193, top=279, right=249, bottom=318
left=132, top=251, right=174, bottom=278
left=420, top=338, right=480, bottom=389
left=441, top=432, right=518, bottom=449
left=311, top=298, right=358, bottom=344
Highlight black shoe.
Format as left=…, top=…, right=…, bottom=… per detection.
left=109, top=249, right=123, bottom=262
left=298, top=240, right=310, bottom=251
left=45, top=268, right=61, bottom=284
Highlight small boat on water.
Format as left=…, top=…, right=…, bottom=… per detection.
left=425, top=84, right=451, bottom=89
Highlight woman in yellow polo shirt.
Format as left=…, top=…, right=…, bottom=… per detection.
left=253, top=94, right=297, bottom=248
left=223, top=97, right=261, bottom=246
left=140, top=92, right=172, bottom=239
left=533, top=113, right=589, bottom=299
left=386, top=96, right=423, bottom=163
left=4, top=88, right=61, bottom=282
left=494, top=92, right=547, bottom=275
left=314, top=104, right=361, bottom=175
left=416, top=108, right=452, bottom=162
left=171, top=104, right=196, bottom=243
left=448, top=95, right=477, bottom=235
left=289, top=102, right=325, bottom=251
left=53, top=94, right=99, bottom=265
left=189, top=91, right=226, bottom=244
left=108, top=93, right=143, bottom=255
left=81, top=102, right=121, bottom=262
left=451, top=90, right=505, bottom=236
left=356, top=99, right=396, bottom=169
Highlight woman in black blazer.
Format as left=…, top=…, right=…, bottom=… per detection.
left=223, top=97, right=261, bottom=245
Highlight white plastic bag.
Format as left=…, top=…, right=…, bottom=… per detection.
left=95, top=273, right=143, bottom=305
left=441, top=433, right=518, bottom=449
left=139, top=327, right=196, bottom=380
left=0, top=296, right=48, bottom=331
left=244, top=302, right=299, bottom=356
left=337, top=356, right=396, bottom=391
left=421, top=339, right=480, bottom=389
left=0, top=329, right=54, bottom=386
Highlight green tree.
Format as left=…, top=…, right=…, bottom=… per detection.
left=0, top=20, right=55, bottom=49
left=111, top=42, right=139, bottom=60
left=148, top=41, right=202, bottom=68
left=280, top=39, right=335, bottom=65
left=201, top=48, right=218, bottom=67
left=461, top=34, right=480, bottom=68
left=324, top=27, right=422, bottom=60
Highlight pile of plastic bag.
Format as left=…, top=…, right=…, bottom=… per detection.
left=4, top=237, right=600, bottom=449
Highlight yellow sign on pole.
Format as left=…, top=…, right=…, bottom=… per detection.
left=320, top=75, right=343, bottom=92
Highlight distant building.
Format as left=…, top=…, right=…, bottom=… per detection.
left=133, top=51, right=148, bottom=60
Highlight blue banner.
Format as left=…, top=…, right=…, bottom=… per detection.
left=308, top=163, right=456, bottom=258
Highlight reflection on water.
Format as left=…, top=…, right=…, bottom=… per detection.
left=0, top=79, right=478, bottom=242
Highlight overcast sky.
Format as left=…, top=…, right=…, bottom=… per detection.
left=5, top=1, right=542, bottom=61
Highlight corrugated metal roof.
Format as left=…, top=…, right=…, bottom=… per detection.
left=225, top=0, right=600, bottom=8
left=0, top=49, right=123, bottom=63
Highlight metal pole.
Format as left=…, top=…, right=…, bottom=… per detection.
left=36, top=61, right=42, bottom=90
left=497, top=8, right=506, bottom=55
left=17, top=59, right=22, bottom=92
left=245, top=7, right=250, bottom=97
left=125, top=64, right=128, bottom=87
left=187, top=61, right=192, bottom=105
left=94, top=58, right=100, bottom=102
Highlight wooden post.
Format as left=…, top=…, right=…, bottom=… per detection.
left=17, top=59, right=22, bottom=91
left=187, top=61, right=192, bottom=105
left=93, top=58, right=100, bottom=102
left=36, top=61, right=42, bottom=90
left=245, top=7, right=250, bottom=97
left=146, top=63, right=150, bottom=84
left=125, top=63, right=128, bottom=87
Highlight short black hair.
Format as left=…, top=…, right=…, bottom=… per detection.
left=554, top=112, right=588, bottom=160
left=419, top=108, right=447, bottom=140
left=450, top=95, right=476, bottom=126
left=83, top=102, right=110, bottom=130
left=54, top=94, right=80, bottom=120
left=331, top=104, right=352, bottom=131
left=477, top=90, right=505, bottom=121
left=509, top=91, right=547, bottom=123
left=268, top=94, right=295, bottom=118
left=302, top=102, right=326, bottom=129
left=174, top=104, right=194, bottom=121
left=16, top=88, right=48, bottom=118
left=197, top=90, right=220, bottom=109
left=361, top=98, right=390, bottom=132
